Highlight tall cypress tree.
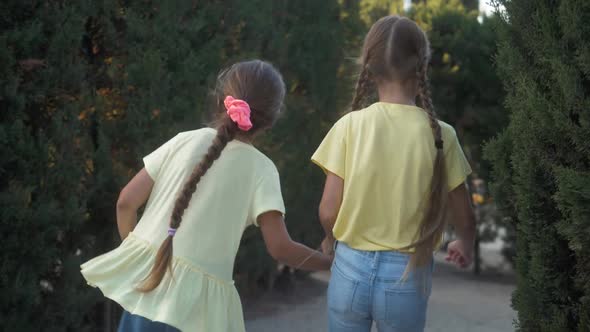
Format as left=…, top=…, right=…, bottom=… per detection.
left=485, top=0, right=590, bottom=330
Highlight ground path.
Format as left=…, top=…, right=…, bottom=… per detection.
left=244, top=247, right=516, bottom=332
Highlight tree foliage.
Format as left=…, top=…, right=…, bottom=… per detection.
left=1, top=0, right=353, bottom=329
left=1, top=0, right=509, bottom=330
left=484, top=0, right=590, bottom=330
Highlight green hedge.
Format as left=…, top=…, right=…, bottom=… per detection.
left=484, top=0, right=590, bottom=330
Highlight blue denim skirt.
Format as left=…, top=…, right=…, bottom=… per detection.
left=118, top=311, right=180, bottom=332
left=327, top=241, right=433, bottom=332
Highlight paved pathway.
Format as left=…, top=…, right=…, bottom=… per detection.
left=244, top=249, right=516, bottom=332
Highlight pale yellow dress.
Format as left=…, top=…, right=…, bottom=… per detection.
left=81, top=128, right=285, bottom=331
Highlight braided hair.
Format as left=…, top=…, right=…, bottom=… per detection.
left=351, top=64, right=375, bottom=111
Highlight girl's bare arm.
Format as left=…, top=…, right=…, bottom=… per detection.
left=446, top=182, right=476, bottom=267
left=116, top=169, right=154, bottom=240
left=448, top=183, right=476, bottom=246
left=259, top=211, right=333, bottom=271
left=318, top=172, right=344, bottom=240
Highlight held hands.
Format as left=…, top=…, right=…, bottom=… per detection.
left=445, top=239, right=473, bottom=268
left=295, top=237, right=335, bottom=270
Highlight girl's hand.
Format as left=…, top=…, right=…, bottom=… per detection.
left=445, top=239, right=473, bottom=268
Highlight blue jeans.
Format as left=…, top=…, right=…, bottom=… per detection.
left=118, top=311, right=179, bottom=332
left=328, top=242, right=433, bottom=332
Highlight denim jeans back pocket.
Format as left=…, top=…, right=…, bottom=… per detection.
left=381, top=288, right=428, bottom=331
left=328, top=262, right=359, bottom=313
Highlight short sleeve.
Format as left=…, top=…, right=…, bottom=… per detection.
left=143, top=134, right=179, bottom=180
left=311, top=115, right=348, bottom=178
left=444, top=129, right=472, bottom=191
left=250, top=165, right=286, bottom=226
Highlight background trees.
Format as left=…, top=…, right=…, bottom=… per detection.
left=0, top=0, right=529, bottom=330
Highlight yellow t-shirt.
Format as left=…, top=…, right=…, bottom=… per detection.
left=311, top=102, right=472, bottom=251
left=81, top=128, right=284, bottom=332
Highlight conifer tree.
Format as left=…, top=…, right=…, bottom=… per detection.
left=485, top=0, right=590, bottom=330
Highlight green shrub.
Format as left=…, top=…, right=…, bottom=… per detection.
left=484, top=0, right=590, bottom=330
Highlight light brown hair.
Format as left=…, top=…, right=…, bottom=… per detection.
left=352, top=16, right=448, bottom=276
left=137, top=60, right=286, bottom=292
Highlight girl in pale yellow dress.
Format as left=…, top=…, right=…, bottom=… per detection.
left=81, top=60, right=333, bottom=332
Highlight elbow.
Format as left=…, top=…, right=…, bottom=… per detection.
left=116, top=189, right=133, bottom=212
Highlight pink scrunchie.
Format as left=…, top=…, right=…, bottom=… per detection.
left=224, top=96, right=253, bottom=131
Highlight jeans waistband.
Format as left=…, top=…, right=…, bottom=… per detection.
left=335, top=241, right=411, bottom=264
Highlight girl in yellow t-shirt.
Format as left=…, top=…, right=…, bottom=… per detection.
left=81, top=60, right=333, bottom=332
left=312, top=16, right=476, bottom=332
